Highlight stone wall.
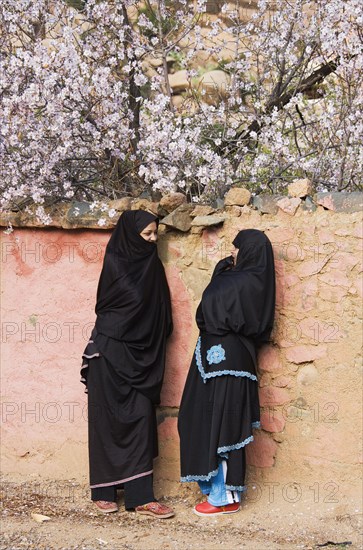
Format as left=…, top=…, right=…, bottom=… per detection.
left=0, top=195, right=362, bottom=513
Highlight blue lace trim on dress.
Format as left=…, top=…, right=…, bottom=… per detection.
left=180, top=467, right=219, bottom=483
left=217, top=434, right=254, bottom=454
left=218, top=424, right=259, bottom=459
left=181, top=430, right=258, bottom=484
left=195, top=337, right=258, bottom=383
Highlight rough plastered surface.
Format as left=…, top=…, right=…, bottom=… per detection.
left=0, top=205, right=362, bottom=528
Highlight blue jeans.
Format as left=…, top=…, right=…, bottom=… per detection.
left=198, top=461, right=240, bottom=506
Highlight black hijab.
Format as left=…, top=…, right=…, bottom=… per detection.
left=94, top=210, right=173, bottom=402
left=95, top=210, right=172, bottom=340
left=196, top=229, right=275, bottom=346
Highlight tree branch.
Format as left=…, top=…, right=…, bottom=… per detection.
left=228, top=57, right=339, bottom=152
left=121, top=4, right=141, bottom=154
left=156, top=0, right=174, bottom=109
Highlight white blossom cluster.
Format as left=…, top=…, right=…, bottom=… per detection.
left=138, top=98, right=236, bottom=201
left=0, top=0, right=362, bottom=220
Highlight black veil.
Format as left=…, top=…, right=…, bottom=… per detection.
left=196, top=229, right=275, bottom=346
left=93, top=210, right=173, bottom=403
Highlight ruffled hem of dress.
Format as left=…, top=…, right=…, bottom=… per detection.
left=217, top=434, right=254, bottom=454
left=80, top=336, right=100, bottom=392
left=180, top=467, right=219, bottom=483
left=181, top=433, right=257, bottom=484
left=195, top=337, right=258, bottom=383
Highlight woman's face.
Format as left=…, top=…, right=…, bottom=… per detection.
left=140, top=221, right=158, bottom=242
left=231, top=245, right=239, bottom=265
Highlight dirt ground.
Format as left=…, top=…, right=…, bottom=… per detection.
left=0, top=478, right=362, bottom=550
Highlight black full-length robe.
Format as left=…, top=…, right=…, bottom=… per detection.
left=81, top=210, right=172, bottom=488
left=178, top=229, right=275, bottom=491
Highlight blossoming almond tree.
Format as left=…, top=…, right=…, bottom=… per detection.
left=1, top=0, right=362, bottom=223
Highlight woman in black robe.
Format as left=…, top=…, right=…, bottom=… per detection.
left=81, top=210, right=174, bottom=519
left=178, top=229, right=275, bottom=516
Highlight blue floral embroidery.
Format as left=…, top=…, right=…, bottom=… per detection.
left=206, top=344, right=226, bottom=365
left=195, top=337, right=258, bottom=383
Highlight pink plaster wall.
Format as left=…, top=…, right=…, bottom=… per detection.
left=0, top=229, right=192, bottom=480
left=0, top=211, right=362, bottom=513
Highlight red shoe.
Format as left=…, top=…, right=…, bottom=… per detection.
left=193, top=501, right=240, bottom=516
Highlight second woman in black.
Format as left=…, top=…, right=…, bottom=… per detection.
left=178, top=229, right=275, bottom=516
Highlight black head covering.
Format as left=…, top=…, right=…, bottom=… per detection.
left=196, top=229, right=275, bottom=346
left=94, top=210, right=173, bottom=402
left=105, top=209, right=159, bottom=258
left=95, top=210, right=169, bottom=333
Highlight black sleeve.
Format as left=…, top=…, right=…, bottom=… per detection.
left=211, top=256, right=234, bottom=279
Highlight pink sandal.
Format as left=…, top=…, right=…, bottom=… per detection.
left=94, top=500, right=118, bottom=513
left=135, top=501, right=174, bottom=519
